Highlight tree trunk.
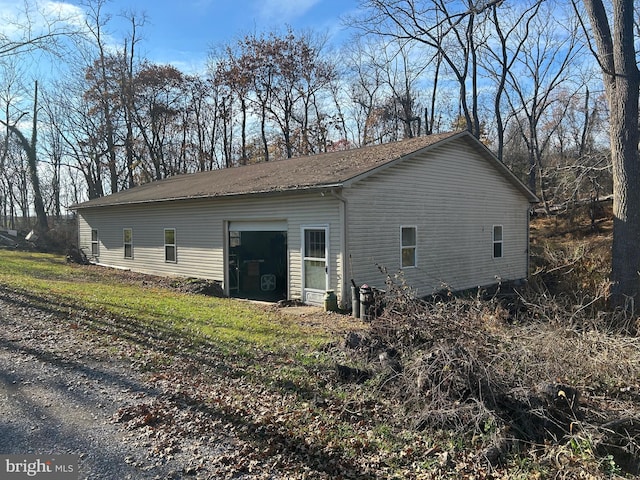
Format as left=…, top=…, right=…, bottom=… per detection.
left=583, top=0, right=640, bottom=312
left=2, top=82, right=49, bottom=233
left=27, top=82, right=48, bottom=233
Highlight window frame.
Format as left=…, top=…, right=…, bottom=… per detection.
left=493, top=225, right=503, bottom=259
left=400, top=225, right=417, bottom=268
left=164, top=228, right=177, bottom=263
left=90, top=229, right=99, bottom=256
left=123, top=228, right=133, bottom=259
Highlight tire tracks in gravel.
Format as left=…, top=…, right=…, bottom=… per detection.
left=0, top=290, right=234, bottom=479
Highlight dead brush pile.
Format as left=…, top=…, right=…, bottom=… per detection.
left=339, top=279, right=640, bottom=474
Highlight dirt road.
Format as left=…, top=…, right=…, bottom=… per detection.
left=0, top=290, right=235, bottom=479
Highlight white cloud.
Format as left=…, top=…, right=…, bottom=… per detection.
left=257, top=0, right=320, bottom=23
left=40, top=0, right=85, bottom=26
left=0, top=0, right=85, bottom=38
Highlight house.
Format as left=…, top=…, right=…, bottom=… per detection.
left=72, top=131, right=538, bottom=306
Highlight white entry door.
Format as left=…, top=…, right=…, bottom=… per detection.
left=302, top=226, right=328, bottom=305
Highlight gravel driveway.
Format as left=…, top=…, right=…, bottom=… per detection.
left=0, top=290, right=236, bottom=479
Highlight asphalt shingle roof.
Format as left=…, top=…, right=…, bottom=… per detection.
left=73, top=131, right=535, bottom=208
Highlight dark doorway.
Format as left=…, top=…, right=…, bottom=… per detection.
left=228, top=230, right=287, bottom=302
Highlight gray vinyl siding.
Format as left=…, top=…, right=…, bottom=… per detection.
left=344, top=143, right=531, bottom=296
left=77, top=192, right=343, bottom=302
left=76, top=137, right=532, bottom=306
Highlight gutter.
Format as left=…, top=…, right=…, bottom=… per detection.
left=70, top=183, right=346, bottom=210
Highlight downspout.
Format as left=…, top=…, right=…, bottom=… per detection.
left=330, top=188, right=348, bottom=308
left=223, top=220, right=230, bottom=297
left=75, top=210, right=81, bottom=254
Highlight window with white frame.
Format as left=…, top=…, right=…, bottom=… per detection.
left=123, top=228, right=133, bottom=259
left=91, top=229, right=99, bottom=256
left=401, top=226, right=417, bottom=268
left=493, top=225, right=503, bottom=258
left=164, top=228, right=176, bottom=262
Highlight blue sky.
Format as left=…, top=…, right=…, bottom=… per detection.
left=93, top=0, right=361, bottom=71
left=139, top=0, right=359, bottom=70
left=0, top=0, right=361, bottom=73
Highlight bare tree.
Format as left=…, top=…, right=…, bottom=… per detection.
left=0, top=0, right=84, bottom=231
left=215, top=41, right=254, bottom=164
left=82, top=0, right=123, bottom=194
left=577, top=0, right=640, bottom=312
left=41, top=99, right=65, bottom=220
left=120, top=11, right=145, bottom=189
left=45, top=70, right=107, bottom=200
left=0, top=0, right=82, bottom=58
left=0, top=81, right=48, bottom=232
left=375, top=39, right=428, bottom=139
left=502, top=4, right=584, bottom=201
left=483, top=1, right=542, bottom=161
left=181, top=75, right=222, bottom=172
left=542, top=87, right=610, bottom=211
left=342, top=38, right=385, bottom=146
left=354, top=0, right=502, bottom=139
left=132, top=63, right=185, bottom=181
left=0, top=140, right=30, bottom=228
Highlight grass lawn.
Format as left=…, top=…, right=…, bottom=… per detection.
left=0, top=249, right=404, bottom=478
left=0, top=249, right=332, bottom=354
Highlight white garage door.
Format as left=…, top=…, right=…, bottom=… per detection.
left=228, top=220, right=287, bottom=232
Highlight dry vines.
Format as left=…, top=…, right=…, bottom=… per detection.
left=339, top=275, right=640, bottom=473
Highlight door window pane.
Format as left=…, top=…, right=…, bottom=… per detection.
left=304, top=229, right=326, bottom=259
left=304, top=259, right=326, bottom=291
left=303, top=228, right=327, bottom=292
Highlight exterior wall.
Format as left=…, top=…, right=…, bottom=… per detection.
left=77, top=192, right=343, bottom=303
left=344, top=142, right=531, bottom=297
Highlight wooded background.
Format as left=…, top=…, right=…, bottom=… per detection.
left=0, top=0, right=618, bottom=226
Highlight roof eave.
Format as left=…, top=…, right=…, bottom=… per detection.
left=70, top=182, right=345, bottom=209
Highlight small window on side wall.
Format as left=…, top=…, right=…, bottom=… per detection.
left=401, top=226, right=417, bottom=268
left=123, top=228, right=133, bottom=259
left=164, top=228, right=176, bottom=262
left=91, top=229, right=99, bottom=256
left=493, top=225, right=503, bottom=258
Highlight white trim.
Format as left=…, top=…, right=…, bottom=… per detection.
left=223, top=221, right=231, bottom=296
left=123, top=227, right=133, bottom=259
left=164, top=228, right=177, bottom=263
left=400, top=225, right=418, bottom=268
left=301, top=225, right=329, bottom=305
left=90, top=228, right=99, bottom=257
left=492, top=224, right=503, bottom=259
left=228, top=220, right=287, bottom=232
